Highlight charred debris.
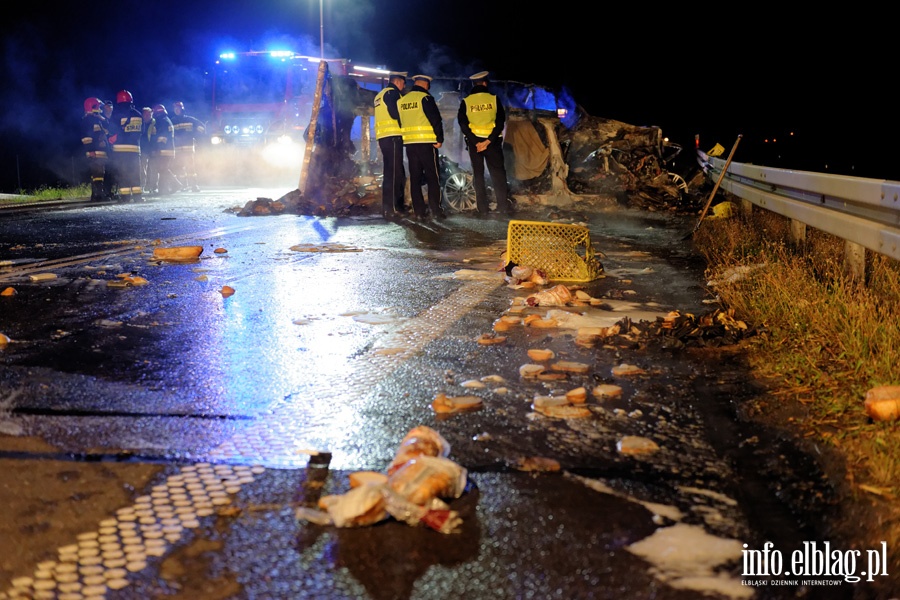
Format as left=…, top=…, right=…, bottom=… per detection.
left=236, top=66, right=706, bottom=218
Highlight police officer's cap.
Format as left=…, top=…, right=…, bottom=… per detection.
left=412, top=74, right=433, bottom=83
left=388, top=71, right=408, bottom=80
left=469, top=71, right=490, bottom=82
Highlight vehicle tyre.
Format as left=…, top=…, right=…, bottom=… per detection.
left=443, top=171, right=478, bottom=212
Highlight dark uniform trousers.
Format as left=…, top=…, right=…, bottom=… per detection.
left=469, top=139, right=511, bottom=213
left=379, top=135, right=406, bottom=213
left=406, top=143, right=443, bottom=218
left=88, top=157, right=107, bottom=201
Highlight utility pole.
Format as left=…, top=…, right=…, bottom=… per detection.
left=319, top=0, right=324, bottom=59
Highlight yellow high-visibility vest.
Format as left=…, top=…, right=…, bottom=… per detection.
left=464, top=92, right=498, bottom=138
left=374, top=87, right=402, bottom=139
left=398, top=91, right=437, bottom=144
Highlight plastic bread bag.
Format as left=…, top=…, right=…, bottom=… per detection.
left=386, top=455, right=467, bottom=506
left=382, top=487, right=463, bottom=534
left=324, top=483, right=389, bottom=528
left=387, top=426, right=451, bottom=475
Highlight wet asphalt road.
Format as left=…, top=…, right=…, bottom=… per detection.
left=0, top=189, right=859, bottom=599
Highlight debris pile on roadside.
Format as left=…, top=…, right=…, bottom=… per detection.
left=295, top=426, right=469, bottom=534
left=493, top=273, right=760, bottom=350
left=559, top=114, right=689, bottom=211
left=231, top=177, right=381, bottom=218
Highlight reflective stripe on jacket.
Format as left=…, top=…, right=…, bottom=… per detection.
left=464, top=92, right=498, bottom=138
left=398, top=91, right=436, bottom=144
left=374, top=87, right=402, bottom=139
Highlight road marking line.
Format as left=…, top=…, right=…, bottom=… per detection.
left=0, top=275, right=504, bottom=598
left=0, top=224, right=261, bottom=283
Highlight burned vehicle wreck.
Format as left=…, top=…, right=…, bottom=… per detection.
left=239, top=63, right=689, bottom=217
left=435, top=81, right=687, bottom=212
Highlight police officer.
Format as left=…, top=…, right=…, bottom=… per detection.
left=81, top=97, right=110, bottom=202
left=108, top=90, right=144, bottom=202
left=458, top=71, right=512, bottom=214
left=398, top=74, right=445, bottom=220
left=374, top=71, right=408, bottom=218
left=147, top=104, right=181, bottom=195
left=171, top=101, right=206, bottom=192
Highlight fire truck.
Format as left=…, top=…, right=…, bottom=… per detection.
left=204, top=50, right=382, bottom=182
left=207, top=51, right=353, bottom=147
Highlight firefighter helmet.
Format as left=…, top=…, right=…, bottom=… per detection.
left=116, top=90, right=134, bottom=104
left=173, top=101, right=184, bottom=114
left=83, top=97, right=102, bottom=113
left=152, top=103, right=167, bottom=115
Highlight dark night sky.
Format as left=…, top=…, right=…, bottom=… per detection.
left=1, top=1, right=897, bottom=191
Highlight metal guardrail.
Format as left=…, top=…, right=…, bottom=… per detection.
left=698, top=147, right=900, bottom=263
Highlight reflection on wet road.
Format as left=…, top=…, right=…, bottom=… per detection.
left=0, top=190, right=852, bottom=599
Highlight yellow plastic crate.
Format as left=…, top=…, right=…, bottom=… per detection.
left=506, top=219, right=604, bottom=282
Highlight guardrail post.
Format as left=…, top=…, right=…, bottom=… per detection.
left=740, top=199, right=753, bottom=218
left=843, top=241, right=867, bottom=282
left=790, top=220, right=807, bottom=245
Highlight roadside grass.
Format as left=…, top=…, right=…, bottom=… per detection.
left=693, top=207, right=900, bottom=575
left=1, top=184, right=90, bottom=203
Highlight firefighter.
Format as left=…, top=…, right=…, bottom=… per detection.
left=101, top=100, right=114, bottom=122
left=108, top=90, right=144, bottom=202
left=99, top=100, right=117, bottom=198
left=146, top=104, right=182, bottom=195
left=171, top=101, right=206, bottom=192
left=398, top=74, right=445, bottom=220
left=81, top=97, right=109, bottom=202
left=374, top=71, right=408, bottom=218
left=458, top=71, right=512, bottom=214
left=140, top=107, right=153, bottom=191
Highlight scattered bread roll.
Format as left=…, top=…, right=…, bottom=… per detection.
left=535, top=404, right=592, bottom=419
left=864, top=385, right=900, bottom=421
left=552, top=361, right=590, bottom=374
left=617, top=435, right=660, bottom=455
left=566, top=387, right=587, bottom=403
left=348, top=471, right=389, bottom=488
left=592, top=384, right=623, bottom=399
left=519, top=364, right=545, bottom=378
left=527, top=349, right=555, bottom=361
left=612, top=363, right=646, bottom=376
left=431, top=393, right=483, bottom=414
left=152, top=246, right=203, bottom=261
left=477, top=333, right=507, bottom=345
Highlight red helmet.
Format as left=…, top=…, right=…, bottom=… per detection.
left=152, top=103, right=167, bottom=115
left=116, top=90, right=133, bottom=104
left=84, top=97, right=102, bottom=113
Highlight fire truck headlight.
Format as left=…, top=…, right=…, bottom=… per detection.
left=256, top=125, right=264, bottom=134
left=223, top=125, right=232, bottom=134
left=261, top=138, right=303, bottom=168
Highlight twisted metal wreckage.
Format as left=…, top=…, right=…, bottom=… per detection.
left=238, top=61, right=692, bottom=217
